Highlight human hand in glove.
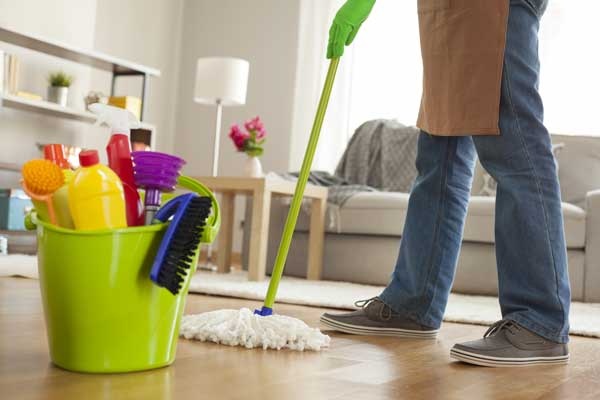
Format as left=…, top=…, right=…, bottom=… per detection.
left=327, top=0, right=376, bottom=59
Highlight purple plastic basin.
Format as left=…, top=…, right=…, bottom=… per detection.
left=131, top=151, right=186, bottom=192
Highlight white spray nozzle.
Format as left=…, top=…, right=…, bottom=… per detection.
left=89, top=103, right=140, bottom=136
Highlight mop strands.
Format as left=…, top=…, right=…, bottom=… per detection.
left=180, top=58, right=340, bottom=352
left=180, top=308, right=330, bottom=351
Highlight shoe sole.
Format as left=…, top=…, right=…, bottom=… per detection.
left=450, top=347, right=570, bottom=367
left=320, top=315, right=439, bottom=339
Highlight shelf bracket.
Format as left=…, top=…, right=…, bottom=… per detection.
left=141, top=73, right=149, bottom=121
left=110, top=70, right=149, bottom=122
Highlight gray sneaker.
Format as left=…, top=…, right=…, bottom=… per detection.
left=451, top=319, right=569, bottom=367
left=320, top=297, right=439, bottom=338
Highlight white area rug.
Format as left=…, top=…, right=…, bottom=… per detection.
left=0, top=254, right=39, bottom=279
left=2, top=255, right=598, bottom=338
left=189, top=270, right=600, bottom=339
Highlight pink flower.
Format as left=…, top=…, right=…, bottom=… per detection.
left=244, top=116, right=262, bottom=132
left=229, top=124, right=249, bottom=151
left=229, top=117, right=267, bottom=155
left=244, top=116, right=266, bottom=139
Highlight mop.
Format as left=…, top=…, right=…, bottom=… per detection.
left=180, top=58, right=340, bottom=351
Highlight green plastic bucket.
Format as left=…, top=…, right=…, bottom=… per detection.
left=32, top=176, right=219, bottom=373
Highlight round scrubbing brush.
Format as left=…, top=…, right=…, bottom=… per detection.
left=22, top=159, right=65, bottom=225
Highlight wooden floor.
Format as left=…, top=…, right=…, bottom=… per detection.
left=1, top=277, right=599, bottom=400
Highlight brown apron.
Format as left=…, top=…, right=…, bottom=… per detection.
left=416, top=0, right=510, bottom=136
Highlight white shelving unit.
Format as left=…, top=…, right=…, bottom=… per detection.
left=0, top=92, right=155, bottom=131
left=0, top=25, right=160, bottom=147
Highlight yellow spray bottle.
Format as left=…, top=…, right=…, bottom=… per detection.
left=68, top=150, right=127, bottom=230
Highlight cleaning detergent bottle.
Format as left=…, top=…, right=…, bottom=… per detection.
left=68, top=150, right=127, bottom=230
left=89, top=103, right=144, bottom=226
left=44, top=143, right=71, bottom=169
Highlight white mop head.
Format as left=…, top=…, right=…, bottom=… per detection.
left=180, top=308, right=330, bottom=351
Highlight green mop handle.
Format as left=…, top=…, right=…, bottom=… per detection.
left=263, top=58, right=340, bottom=310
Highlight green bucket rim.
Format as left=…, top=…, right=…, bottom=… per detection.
left=33, top=213, right=167, bottom=236
left=26, top=175, right=220, bottom=242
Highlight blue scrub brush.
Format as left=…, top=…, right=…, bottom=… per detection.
left=150, top=193, right=212, bottom=295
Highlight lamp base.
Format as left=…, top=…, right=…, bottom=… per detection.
left=198, top=244, right=218, bottom=272
left=197, top=261, right=218, bottom=272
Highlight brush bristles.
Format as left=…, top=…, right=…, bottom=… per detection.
left=156, top=196, right=212, bottom=295
left=22, top=159, right=64, bottom=195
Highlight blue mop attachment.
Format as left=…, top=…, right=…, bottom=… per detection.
left=254, top=307, right=273, bottom=316
left=150, top=193, right=212, bottom=295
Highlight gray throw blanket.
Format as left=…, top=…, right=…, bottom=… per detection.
left=280, top=170, right=377, bottom=206
left=282, top=120, right=420, bottom=206
left=336, top=120, right=420, bottom=193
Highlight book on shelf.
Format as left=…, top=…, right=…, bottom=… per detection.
left=2, top=53, right=20, bottom=94
left=1, top=51, right=5, bottom=92
left=16, top=91, right=42, bottom=101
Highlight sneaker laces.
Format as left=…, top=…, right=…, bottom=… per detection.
left=484, top=319, right=522, bottom=338
left=354, top=297, right=376, bottom=308
left=354, top=297, right=393, bottom=321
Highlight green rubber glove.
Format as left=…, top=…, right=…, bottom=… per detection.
left=327, top=0, right=376, bottom=59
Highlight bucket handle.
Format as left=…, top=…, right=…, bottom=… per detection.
left=24, top=211, right=37, bottom=231
left=177, top=175, right=220, bottom=243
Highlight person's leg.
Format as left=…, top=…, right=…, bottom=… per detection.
left=450, top=0, right=570, bottom=367
left=378, top=133, right=477, bottom=328
left=321, top=132, right=476, bottom=336
left=472, top=0, right=570, bottom=344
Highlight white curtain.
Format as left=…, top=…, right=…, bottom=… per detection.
left=291, top=0, right=599, bottom=175
left=346, top=0, right=600, bottom=137
left=347, top=2, right=421, bottom=135
left=290, top=1, right=421, bottom=173
left=539, top=1, right=600, bottom=135
left=289, top=0, right=352, bottom=172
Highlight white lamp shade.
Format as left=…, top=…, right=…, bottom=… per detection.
left=194, top=57, right=249, bottom=106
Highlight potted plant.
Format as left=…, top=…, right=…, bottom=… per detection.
left=229, top=116, right=267, bottom=177
left=47, top=71, right=73, bottom=107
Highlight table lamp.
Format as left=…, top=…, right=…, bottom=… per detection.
left=194, top=57, right=250, bottom=176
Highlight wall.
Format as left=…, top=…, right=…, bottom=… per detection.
left=173, top=0, right=301, bottom=252
left=0, top=0, right=98, bottom=187
left=92, top=0, right=184, bottom=153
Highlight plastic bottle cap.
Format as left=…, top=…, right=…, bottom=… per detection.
left=79, top=150, right=100, bottom=167
left=44, top=144, right=70, bottom=169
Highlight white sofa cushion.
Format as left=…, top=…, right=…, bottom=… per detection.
left=335, top=192, right=410, bottom=236
left=552, top=134, right=600, bottom=208
left=298, top=192, right=586, bottom=249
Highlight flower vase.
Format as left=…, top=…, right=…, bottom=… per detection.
left=244, top=155, right=263, bottom=177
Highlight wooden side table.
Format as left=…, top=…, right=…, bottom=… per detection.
left=193, top=176, right=328, bottom=281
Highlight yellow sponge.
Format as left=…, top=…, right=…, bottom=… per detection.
left=22, top=159, right=64, bottom=196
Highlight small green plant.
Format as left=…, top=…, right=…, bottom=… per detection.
left=48, top=71, right=73, bottom=87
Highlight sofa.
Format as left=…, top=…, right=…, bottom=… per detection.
left=242, top=132, right=600, bottom=302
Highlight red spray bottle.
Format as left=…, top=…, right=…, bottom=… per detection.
left=89, top=103, right=144, bottom=226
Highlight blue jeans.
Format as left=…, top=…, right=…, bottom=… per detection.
left=380, top=0, right=570, bottom=343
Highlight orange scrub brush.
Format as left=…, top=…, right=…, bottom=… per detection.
left=22, top=159, right=65, bottom=225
